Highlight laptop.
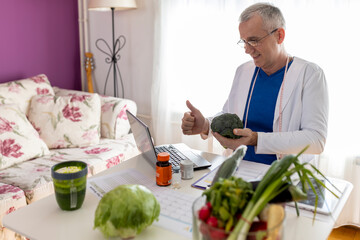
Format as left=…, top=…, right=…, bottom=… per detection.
left=126, top=110, right=212, bottom=170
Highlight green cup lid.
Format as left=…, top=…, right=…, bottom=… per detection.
left=51, top=161, right=88, bottom=180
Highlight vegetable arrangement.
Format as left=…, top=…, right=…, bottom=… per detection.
left=201, top=177, right=254, bottom=232
left=196, top=146, right=339, bottom=240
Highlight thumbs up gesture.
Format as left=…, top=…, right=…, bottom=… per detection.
left=181, top=100, right=209, bottom=135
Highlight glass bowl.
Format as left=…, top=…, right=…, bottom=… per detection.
left=192, top=195, right=285, bottom=240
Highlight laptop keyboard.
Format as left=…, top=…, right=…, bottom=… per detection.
left=155, top=145, right=188, bottom=167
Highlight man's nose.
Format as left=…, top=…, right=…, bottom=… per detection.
left=244, top=44, right=253, bottom=54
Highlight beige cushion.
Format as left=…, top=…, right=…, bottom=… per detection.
left=28, top=94, right=101, bottom=149
left=0, top=104, right=50, bottom=169
left=0, top=74, right=54, bottom=115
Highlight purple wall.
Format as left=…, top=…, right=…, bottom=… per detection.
left=0, top=0, right=81, bottom=90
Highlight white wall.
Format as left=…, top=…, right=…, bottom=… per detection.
left=87, top=0, right=155, bottom=120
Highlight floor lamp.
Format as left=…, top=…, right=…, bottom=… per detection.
left=88, top=0, right=137, bottom=98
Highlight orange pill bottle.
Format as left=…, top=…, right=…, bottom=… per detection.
left=156, top=152, right=172, bottom=186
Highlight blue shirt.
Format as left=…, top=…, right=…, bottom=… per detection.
left=243, top=61, right=293, bottom=165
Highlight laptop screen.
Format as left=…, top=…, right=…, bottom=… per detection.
left=126, top=110, right=157, bottom=168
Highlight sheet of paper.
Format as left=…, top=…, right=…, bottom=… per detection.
left=192, top=160, right=270, bottom=190
left=88, top=168, right=195, bottom=238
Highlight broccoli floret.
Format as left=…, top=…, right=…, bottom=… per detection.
left=210, top=113, right=243, bottom=139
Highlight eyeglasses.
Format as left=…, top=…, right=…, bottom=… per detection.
left=237, top=28, right=278, bottom=48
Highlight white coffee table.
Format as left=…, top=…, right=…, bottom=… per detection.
left=3, top=147, right=353, bottom=240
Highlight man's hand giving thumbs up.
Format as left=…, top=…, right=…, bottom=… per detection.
left=181, top=100, right=209, bottom=136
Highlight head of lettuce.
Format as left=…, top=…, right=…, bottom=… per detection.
left=94, top=184, right=160, bottom=238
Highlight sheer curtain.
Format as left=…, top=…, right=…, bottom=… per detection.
left=152, top=0, right=360, bottom=226
left=152, top=0, right=252, bottom=153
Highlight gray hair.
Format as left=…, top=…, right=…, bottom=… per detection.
left=239, top=3, right=286, bottom=31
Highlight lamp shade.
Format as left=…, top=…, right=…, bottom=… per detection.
left=88, top=0, right=137, bottom=11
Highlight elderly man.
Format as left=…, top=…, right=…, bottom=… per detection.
left=181, top=3, right=328, bottom=164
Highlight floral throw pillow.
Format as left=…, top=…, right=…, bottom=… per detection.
left=52, top=87, right=137, bottom=139
left=28, top=94, right=101, bottom=149
left=0, top=74, right=54, bottom=115
left=0, top=104, right=50, bottom=170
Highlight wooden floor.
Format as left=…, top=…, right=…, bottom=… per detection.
left=327, top=226, right=360, bottom=240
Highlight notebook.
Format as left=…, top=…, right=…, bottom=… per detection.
left=126, top=110, right=212, bottom=170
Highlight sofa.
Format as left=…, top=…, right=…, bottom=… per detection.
left=0, top=74, right=140, bottom=240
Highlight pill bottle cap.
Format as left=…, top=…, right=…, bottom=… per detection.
left=180, top=159, right=193, bottom=166
left=157, top=152, right=170, bottom=161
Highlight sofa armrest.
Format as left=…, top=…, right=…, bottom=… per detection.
left=101, top=96, right=137, bottom=139
left=53, top=87, right=137, bottom=139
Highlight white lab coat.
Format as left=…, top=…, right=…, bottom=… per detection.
left=211, top=57, right=329, bottom=163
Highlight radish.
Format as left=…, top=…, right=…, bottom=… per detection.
left=198, top=205, right=211, bottom=221
left=207, top=216, right=218, bottom=228
left=210, top=228, right=228, bottom=240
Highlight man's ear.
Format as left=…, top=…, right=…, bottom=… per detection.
left=277, top=28, right=285, bottom=44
